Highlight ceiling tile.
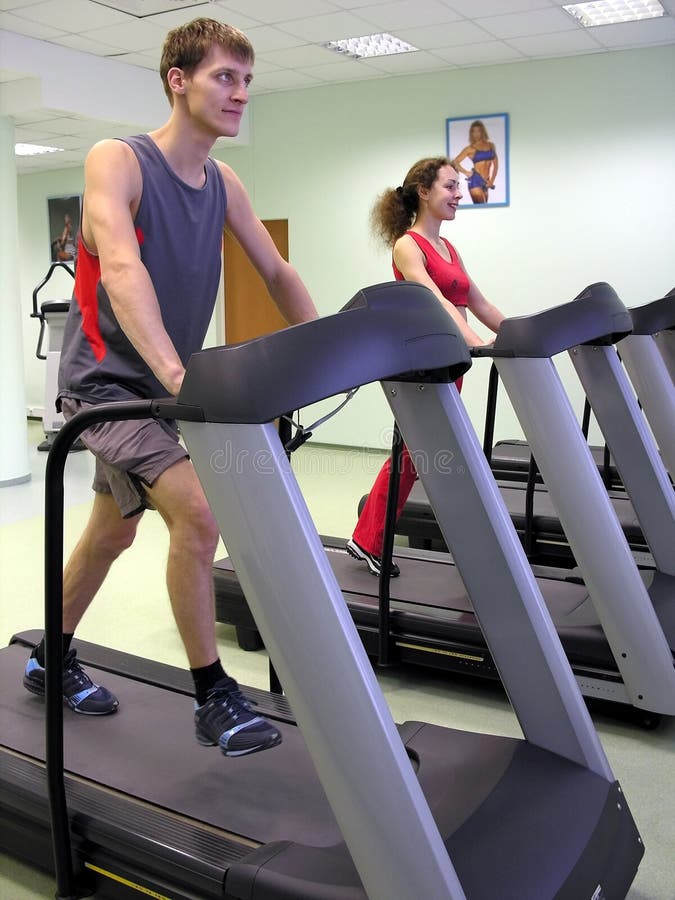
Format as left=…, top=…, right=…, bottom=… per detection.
left=434, top=39, right=525, bottom=65
left=273, top=11, right=374, bottom=42
left=244, top=25, right=305, bottom=52
left=217, top=0, right=338, bottom=23
left=446, top=0, right=556, bottom=15
left=77, top=18, right=169, bottom=52
left=35, top=115, right=92, bottom=135
left=50, top=32, right=127, bottom=55
left=0, top=68, right=29, bottom=82
left=149, top=3, right=260, bottom=32
left=477, top=7, right=579, bottom=40
left=245, top=68, right=323, bottom=91
left=396, top=19, right=493, bottom=49
left=300, top=58, right=385, bottom=80
left=0, top=9, right=66, bottom=38
left=508, top=28, right=604, bottom=56
left=361, top=47, right=452, bottom=71
left=9, top=0, right=131, bottom=30
left=330, top=0, right=392, bottom=8
left=257, top=43, right=338, bottom=67
left=0, top=0, right=56, bottom=9
left=357, top=0, right=460, bottom=30
left=591, top=17, right=675, bottom=48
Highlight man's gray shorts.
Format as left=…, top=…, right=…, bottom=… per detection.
left=60, top=398, right=188, bottom=518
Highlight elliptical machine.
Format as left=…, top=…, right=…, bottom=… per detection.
left=30, top=262, right=84, bottom=452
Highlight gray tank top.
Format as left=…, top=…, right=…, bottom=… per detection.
left=59, top=133, right=227, bottom=403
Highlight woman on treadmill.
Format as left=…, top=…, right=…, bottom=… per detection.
left=346, top=156, right=504, bottom=576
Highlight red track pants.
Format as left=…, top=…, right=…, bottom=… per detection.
left=352, top=378, right=463, bottom=556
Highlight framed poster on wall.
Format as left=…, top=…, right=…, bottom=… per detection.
left=48, top=194, right=81, bottom=264
left=446, top=113, right=509, bottom=208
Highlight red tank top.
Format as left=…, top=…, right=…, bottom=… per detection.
left=392, top=231, right=470, bottom=308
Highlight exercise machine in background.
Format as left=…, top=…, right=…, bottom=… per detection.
left=30, top=262, right=84, bottom=453
left=213, top=283, right=675, bottom=728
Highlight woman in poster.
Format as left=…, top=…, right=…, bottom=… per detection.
left=56, top=213, right=77, bottom=262
left=454, top=120, right=498, bottom=204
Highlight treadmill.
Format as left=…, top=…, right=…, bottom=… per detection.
left=618, top=290, right=675, bottom=480
left=0, top=281, right=643, bottom=899
left=213, top=283, right=675, bottom=724
left=403, top=289, right=675, bottom=560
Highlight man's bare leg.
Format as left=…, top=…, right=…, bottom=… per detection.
left=144, top=458, right=220, bottom=669
left=24, top=491, right=139, bottom=714
left=63, top=491, right=143, bottom=633
left=145, top=459, right=282, bottom=756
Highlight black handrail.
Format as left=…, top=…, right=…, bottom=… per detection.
left=31, top=261, right=75, bottom=320
left=31, top=262, right=75, bottom=361
left=378, top=423, right=403, bottom=667
left=482, top=363, right=500, bottom=462
left=43, top=399, right=203, bottom=899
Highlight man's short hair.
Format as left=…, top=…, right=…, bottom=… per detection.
left=160, top=18, right=254, bottom=104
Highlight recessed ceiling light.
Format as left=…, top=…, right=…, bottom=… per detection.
left=321, top=33, right=418, bottom=59
left=563, top=0, right=665, bottom=27
left=15, top=143, right=64, bottom=157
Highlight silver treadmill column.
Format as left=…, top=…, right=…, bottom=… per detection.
left=617, top=293, right=675, bottom=480
left=570, top=342, right=675, bottom=573
left=384, top=379, right=611, bottom=777
left=178, top=282, right=474, bottom=900
left=492, top=283, right=675, bottom=716
left=653, top=287, right=675, bottom=379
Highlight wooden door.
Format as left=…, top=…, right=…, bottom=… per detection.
left=223, top=219, right=289, bottom=344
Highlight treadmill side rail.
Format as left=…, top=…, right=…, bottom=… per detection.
left=180, top=419, right=466, bottom=900
left=496, top=356, right=675, bottom=716
left=384, top=380, right=612, bottom=779
left=616, top=334, right=675, bottom=483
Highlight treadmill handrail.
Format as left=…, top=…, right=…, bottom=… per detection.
left=178, top=281, right=471, bottom=424
left=629, top=292, right=675, bottom=335
left=473, top=282, right=633, bottom=359
left=42, top=399, right=205, bottom=899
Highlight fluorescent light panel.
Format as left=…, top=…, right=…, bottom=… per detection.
left=563, top=0, right=665, bottom=26
left=321, top=33, right=418, bottom=59
left=15, top=143, right=64, bottom=156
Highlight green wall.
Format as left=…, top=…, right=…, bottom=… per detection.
left=18, top=44, right=675, bottom=448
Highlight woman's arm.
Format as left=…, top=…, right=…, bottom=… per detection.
left=393, top=235, right=485, bottom=346
left=452, top=145, right=474, bottom=177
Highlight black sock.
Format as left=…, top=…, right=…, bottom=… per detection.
left=191, top=659, right=226, bottom=706
left=34, top=633, right=74, bottom=668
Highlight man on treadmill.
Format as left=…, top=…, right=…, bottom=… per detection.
left=22, top=18, right=318, bottom=757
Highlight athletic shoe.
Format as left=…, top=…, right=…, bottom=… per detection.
left=346, top=538, right=400, bottom=578
left=194, top=676, right=282, bottom=758
left=23, top=648, right=119, bottom=715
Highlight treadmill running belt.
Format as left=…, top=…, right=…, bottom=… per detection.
left=0, top=643, right=343, bottom=848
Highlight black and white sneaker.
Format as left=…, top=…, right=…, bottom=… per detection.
left=23, top=648, right=119, bottom=715
left=195, top=677, right=282, bottom=758
left=346, top=538, right=400, bottom=578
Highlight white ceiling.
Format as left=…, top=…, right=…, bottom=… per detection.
left=2, top=0, right=675, bottom=172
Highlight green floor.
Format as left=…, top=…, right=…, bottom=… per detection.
left=0, top=422, right=673, bottom=898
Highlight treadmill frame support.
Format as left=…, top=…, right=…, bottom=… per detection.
left=653, top=328, right=675, bottom=380
left=616, top=334, right=675, bottom=481
left=570, top=343, right=675, bottom=573
left=383, top=381, right=611, bottom=776
left=495, top=356, right=675, bottom=715
left=180, top=416, right=466, bottom=900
